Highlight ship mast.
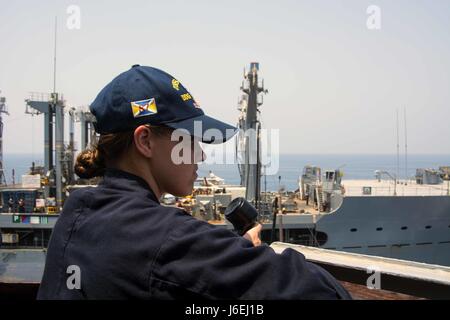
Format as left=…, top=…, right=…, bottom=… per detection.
left=0, top=91, right=9, bottom=185
left=236, top=62, right=267, bottom=207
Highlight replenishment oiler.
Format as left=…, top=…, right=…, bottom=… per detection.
left=0, top=64, right=449, bottom=299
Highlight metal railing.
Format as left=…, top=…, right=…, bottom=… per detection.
left=27, top=92, right=52, bottom=102
left=344, top=185, right=449, bottom=196
left=270, top=242, right=450, bottom=299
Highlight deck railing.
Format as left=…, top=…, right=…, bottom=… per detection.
left=344, top=185, right=449, bottom=196
left=270, top=242, right=450, bottom=299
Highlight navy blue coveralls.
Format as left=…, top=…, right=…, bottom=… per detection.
left=37, top=168, right=351, bottom=299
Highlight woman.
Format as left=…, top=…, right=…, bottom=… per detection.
left=38, top=65, right=351, bottom=300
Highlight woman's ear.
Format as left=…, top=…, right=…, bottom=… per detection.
left=133, top=125, right=154, bottom=158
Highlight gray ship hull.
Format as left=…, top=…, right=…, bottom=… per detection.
left=316, top=195, right=450, bottom=266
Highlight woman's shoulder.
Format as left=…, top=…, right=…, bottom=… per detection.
left=62, top=186, right=97, bottom=210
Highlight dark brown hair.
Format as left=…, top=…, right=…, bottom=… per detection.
left=74, top=125, right=173, bottom=179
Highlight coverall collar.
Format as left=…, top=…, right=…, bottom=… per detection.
left=102, top=167, right=160, bottom=203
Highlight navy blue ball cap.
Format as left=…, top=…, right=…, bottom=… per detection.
left=89, top=65, right=237, bottom=144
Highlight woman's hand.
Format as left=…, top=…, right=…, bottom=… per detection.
left=243, top=223, right=262, bottom=247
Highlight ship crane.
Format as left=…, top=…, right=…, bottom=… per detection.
left=25, top=97, right=98, bottom=210
left=74, top=107, right=97, bottom=151
left=25, top=92, right=66, bottom=210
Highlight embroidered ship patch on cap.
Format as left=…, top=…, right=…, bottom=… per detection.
left=130, top=98, right=158, bottom=118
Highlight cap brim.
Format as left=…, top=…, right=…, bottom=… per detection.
left=165, top=114, right=238, bottom=144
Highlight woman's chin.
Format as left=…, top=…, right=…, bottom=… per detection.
left=171, top=187, right=193, bottom=197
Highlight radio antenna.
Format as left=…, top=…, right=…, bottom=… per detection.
left=396, top=108, right=400, bottom=182
left=53, top=16, right=57, bottom=94
left=404, top=107, right=408, bottom=184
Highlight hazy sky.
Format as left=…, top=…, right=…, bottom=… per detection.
left=0, top=0, right=449, bottom=156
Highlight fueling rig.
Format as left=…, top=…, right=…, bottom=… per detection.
left=0, top=90, right=97, bottom=248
